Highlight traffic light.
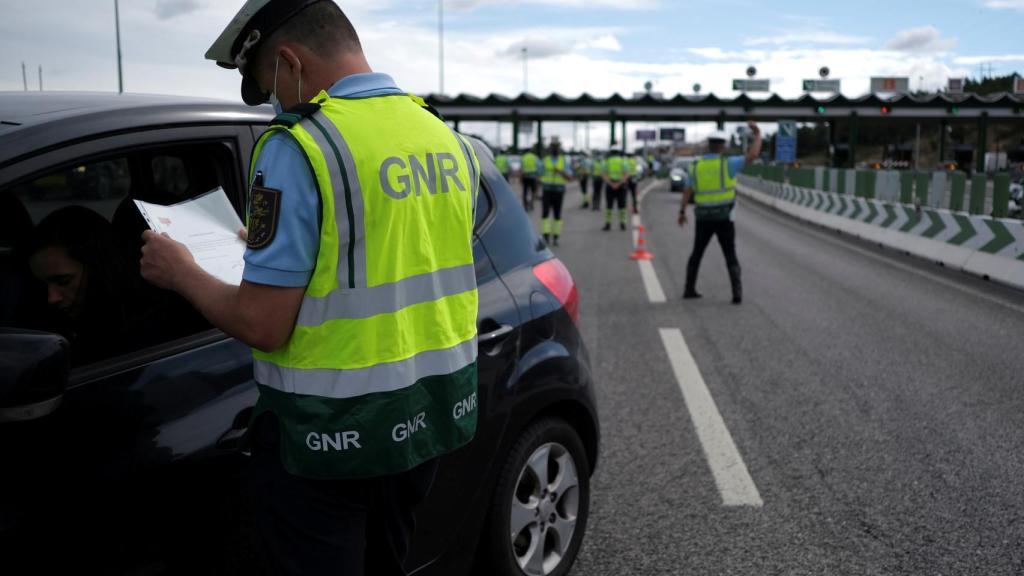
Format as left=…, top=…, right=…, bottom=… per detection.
left=880, top=105, right=892, bottom=115
left=815, top=105, right=827, bottom=115
left=948, top=105, right=960, bottom=115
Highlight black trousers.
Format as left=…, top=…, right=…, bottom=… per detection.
left=579, top=175, right=590, bottom=194
left=628, top=178, right=639, bottom=209
left=592, top=177, right=604, bottom=210
left=522, top=177, right=537, bottom=208
left=542, top=186, right=566, bottom=222
left=688, top=219, right=740, bottom=272
left=247, top=415, right=438, bottom=576
left=605, top=184, right=627, bottom=210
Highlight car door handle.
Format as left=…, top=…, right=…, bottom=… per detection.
left=478, top=323, right=514, bottom=344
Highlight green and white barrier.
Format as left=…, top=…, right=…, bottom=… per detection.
left=738, top=174, right=1024, bottom=290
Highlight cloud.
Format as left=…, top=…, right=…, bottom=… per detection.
left=446, top=0, right=660, bottom=9
left=981, top=0, right=1024, bottom=9
left=498, top=28, right=623, bottom=59
left=745, top=32, right=871, bottom=47
left=154, top=0, right=202, bottom=20
left=953, top=54, right=1024, bottom=65
left=501, top=38, right=571, bottom=59
left=885, top=26, right=956, bottom=53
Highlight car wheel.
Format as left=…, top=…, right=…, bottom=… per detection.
left=483, top=418, right=591, bottom=576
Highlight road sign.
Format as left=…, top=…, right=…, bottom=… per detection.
left=948, top=78, right=965, bottom=95
left=1014, top=75, right=1024, bottom=95
left=870, top=77, right=910, bottom=93
left=659, top=128, right=686, bottom=142
left=802, top=79, right=841, bottom=93
left=733, top=79, right=770, bottom=93
left=636, top=129, right=657, bottom=142
left=775, top=120, right=798, bottom=164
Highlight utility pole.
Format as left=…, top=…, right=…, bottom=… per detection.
left=437, top=0, right=444, bottom=95
left=522, top=47, right=528, bottom=94
left=38, top=65, right=43, bottom=91
left=115, top=0, right=124, bottom=93
left=22, top=62, right=27, bottom=91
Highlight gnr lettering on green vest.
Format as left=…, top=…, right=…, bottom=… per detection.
left=306, top=431, right=362, bottom=452
left=380, top=152, right=465, bottom=200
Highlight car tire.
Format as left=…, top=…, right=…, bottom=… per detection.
left=482, top=418, right=591, bottom=576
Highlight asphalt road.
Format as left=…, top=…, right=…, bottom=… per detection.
left=528, top=179, right=1024, bottom=576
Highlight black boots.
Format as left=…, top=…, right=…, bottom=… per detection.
left=729, top=265, right=743, bottom=305
left=683, top=261, right=702, bottom=299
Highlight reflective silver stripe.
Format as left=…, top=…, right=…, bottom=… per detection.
left=296, top=263, right=476, bottom=325
left=696, top=198, right=736, bottom=207
left=313, top=111, right=368, bottom=289
left=299, top=115, right=357, bottom=289
left=254, top=338, right=477, bottom=400
left=450, top=130, right=480, bottom=219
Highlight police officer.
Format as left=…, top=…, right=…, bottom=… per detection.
left=521, top=144, right=541, bottom=211
left=139, top=1, right=480, bottom=574
left=591, top=151, right=605, bottom=212
left=627, top=153, right=640, bottom=214
left=577, top=153, right=592, bottom=209
left=495, top=148, right=511, bottom=181
left=540, top=138, right=573, bottom=246
left=602, top=148, right=629, bottom=231
left=678, top=123, right=762, bottom=304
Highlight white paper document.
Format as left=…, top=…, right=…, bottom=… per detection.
left=135, top=187, right=246, bottom=286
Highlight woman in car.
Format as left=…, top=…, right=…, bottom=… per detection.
left=25, top=206, right=144, bottom=366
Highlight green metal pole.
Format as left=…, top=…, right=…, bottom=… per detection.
left=976, top=112, right=988, bottom=174
left=939, top=119, right=948, bottom=165
left=610, top=112, right=617, bottom=148
left=536, top=120, right=543, bottom=150
left=847, top=112, right=859, bottom=169
left=512, top=111, right=520, bottom=150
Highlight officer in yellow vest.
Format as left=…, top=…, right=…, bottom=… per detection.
left=139, top=1, right=480, bottom=574
left=678, top=123, right=761, bottom=304
left=495, top=148, right=511, bottom=180
left=540, top=138, right=573, bottom=246
left=591, top=152, right=605, bottom=212
left=520, top=145, right=541, bottom=212
left=602, top=148, right=629, bottom=231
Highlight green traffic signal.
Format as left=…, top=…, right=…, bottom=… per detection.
left=815, top=106, right=826, bottom=114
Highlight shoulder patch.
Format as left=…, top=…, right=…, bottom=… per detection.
left=247, top=186, right=282, bottom=250
left=269, top=102, right=322, bottom=128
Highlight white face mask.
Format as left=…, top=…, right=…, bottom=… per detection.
left=269, top=54, right=302, bottom=115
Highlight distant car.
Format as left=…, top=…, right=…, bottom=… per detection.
left=0, top=92, right=599, bottom=576
left=669, top=157, right=695, bottom=192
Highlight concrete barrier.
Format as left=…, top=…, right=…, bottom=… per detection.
left=737, top=174, right=1024, bottom=291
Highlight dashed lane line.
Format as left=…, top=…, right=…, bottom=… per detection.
left=659, top=328, right=764, bottom=508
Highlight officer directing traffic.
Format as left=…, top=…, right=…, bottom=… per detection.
left=138, top=1, right=480, bottom=574
left=678, top=123, right=761, bottom=304
left=540, top=138, right=573, bottom=246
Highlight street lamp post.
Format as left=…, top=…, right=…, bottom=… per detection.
left=522, top=47, right=528, bottom=93
left=438, top=0, right=444, bottom=95
left=115, top=0, right=124, bottom=93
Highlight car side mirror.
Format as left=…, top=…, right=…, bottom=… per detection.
left=0, top=329, right=70, bottom=423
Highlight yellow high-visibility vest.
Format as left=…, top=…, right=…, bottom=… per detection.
left=248, top=91, right=480, bottom=479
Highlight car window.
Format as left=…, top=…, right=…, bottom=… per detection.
left=475, top=182, right=493, bottom=233
left=1, top=141, right=240, bottom=368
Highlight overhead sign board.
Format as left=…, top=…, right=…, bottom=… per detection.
left=635, top=129, right=657, bottom=142
left=732, top=79, right=771, bottom=93
left=947, top=78, right=965, bottom=95
left=870, top=77, right=910, bottom=94
left=802, top=79, right=841, bottom=93
left=659, top=128, right=687, bottom=142
left=775, top=120, right=798, bottom=164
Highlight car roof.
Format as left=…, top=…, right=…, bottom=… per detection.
left=0, top=92, right=273, bottom=168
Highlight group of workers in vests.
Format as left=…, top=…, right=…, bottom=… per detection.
left=495, top=143, right=648, bottom=245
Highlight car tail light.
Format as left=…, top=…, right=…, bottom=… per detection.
left=532, top=258, right=579, bottom=324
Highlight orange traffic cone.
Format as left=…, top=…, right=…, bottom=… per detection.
left=630, top=224, right=654, bottom=260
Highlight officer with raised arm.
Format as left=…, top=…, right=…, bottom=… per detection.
left=678, top=123, right=761, bottom=304
left=138, top=1, right=480, bottom=574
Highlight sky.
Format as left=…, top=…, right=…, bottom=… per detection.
left=2, top=0, right=1023, bottom=148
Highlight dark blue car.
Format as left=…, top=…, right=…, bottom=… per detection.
left=0, top=92, right=599, bottom=576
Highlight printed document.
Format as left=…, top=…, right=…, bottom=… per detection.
left=135, top=188, right=246, bottom=286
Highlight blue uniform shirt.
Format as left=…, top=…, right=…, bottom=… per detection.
left=243, top=73, right=406, bottom=287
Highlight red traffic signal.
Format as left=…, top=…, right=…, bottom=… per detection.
left=880, top=105, right=892, bottom=115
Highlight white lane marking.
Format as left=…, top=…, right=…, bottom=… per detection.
left=639, top=260, right=667, bottom=303
left=659, top=328, right=764, bottom=508
left=747, top=201, right=1024, bottom=317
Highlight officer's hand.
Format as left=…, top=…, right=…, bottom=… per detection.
left=239, top=227, right=248, bottom=242
left=748, top=121, right=761, bottom=135
left=140, top=230, right=197, bottom=292
left=678, top=212, right=688, bottom=227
